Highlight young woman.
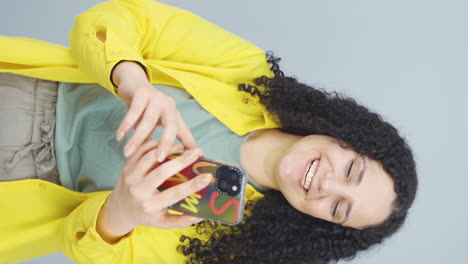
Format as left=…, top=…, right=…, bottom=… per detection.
left=0, top=0, right=418, bottom=263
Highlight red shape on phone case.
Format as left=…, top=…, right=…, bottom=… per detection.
left=209, top=191, right=240, bottom=223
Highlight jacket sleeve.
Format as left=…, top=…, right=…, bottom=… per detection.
left=69, top=0, right=272, bottom=98
left=0, top=179, right=88, bottom=263
left=69, top=0, right=150, bottom=96
left=0, top=180, right=262, bottom=263
left=57, top=190, right=191, bottom=263
left=57, top=183, right=263, bottom=263
left=0, top=179, right=129, bottom=263
left=0, top=179, right=189, bottom=264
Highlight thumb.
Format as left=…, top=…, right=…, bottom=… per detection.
left=162, top=212, right=205, bottom=229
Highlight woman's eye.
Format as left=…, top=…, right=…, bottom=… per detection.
left=332, top=200, right=340, bottom=218
left=346, top=159, right=355, bottom=179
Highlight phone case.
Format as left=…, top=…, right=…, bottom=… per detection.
left=158, top=155, right=247, bottom=225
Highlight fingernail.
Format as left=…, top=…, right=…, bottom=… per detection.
left=188, top=149, right=198, bottom=160
left=157, top=150, right=166, bottom=162
left=124, top=144, right=135, bottom=157
left=191, top=216, right=204, bottom=224
left=199, top=174, right=212, bottom=186
left=192, top=147, right=204, bottom=158
left=116, top=131, right=125, bottom=142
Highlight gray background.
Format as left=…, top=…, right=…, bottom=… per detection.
left=1, top=0, right=467, bottom=263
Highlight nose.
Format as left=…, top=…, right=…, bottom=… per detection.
left=317, top=177, right=354, bottom=200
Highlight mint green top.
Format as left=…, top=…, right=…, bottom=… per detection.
left=55, top=83, right=266, bottom=193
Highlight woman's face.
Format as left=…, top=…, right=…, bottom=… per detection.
left=275, top=135, right=396, bottom=229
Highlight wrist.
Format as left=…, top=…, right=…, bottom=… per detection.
left=96, top=197, right=135, bottom=244
left=111, top=61, right=149, bottom=96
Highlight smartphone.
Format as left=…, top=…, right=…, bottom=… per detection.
left=158, top=154, right=247, bottom=225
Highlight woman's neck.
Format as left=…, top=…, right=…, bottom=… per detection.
left=240, top=129, right=299, bottom=190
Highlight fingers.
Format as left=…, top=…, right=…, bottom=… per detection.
left=175, top=113, right=200, bottom=152
left=114, top=141, right=210, bottom=231
left=167, top=144, right=187, bottom=156
left=127, top=142, right=185, bottom=183
left=126, top=102, right=161, bottom=157
left=124, top=140, right=160, bottom=173
left=117, top=86, right=201, bottom=159
left=128, top=139, right=159, bottom=160
left=117, top=91, right=147, bottom=141
left=118, top=92, right=148, bottom=156
left=155, top=112, right=178, bottom=162
left=138, top=149, right=203, bottom=193
left=159, top=213, right=204, bottom=229
left=155, top=173, right=212, bottom=209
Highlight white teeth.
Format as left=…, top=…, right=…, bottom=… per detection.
left=302, top=159, right=319, bottom=191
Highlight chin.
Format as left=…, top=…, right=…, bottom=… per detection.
left=277, top=155, right=301, bottom=191
left=278, top=155, right=293, bottom=180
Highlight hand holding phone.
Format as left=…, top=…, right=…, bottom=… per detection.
left=96, top=140, right=211, bottom=244
left=159, top=154, right=247, bottom=225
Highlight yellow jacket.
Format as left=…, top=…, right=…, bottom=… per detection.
left=0, top=0, right=276, bottom=263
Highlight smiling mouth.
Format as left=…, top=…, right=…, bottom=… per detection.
left=302, top=159, right=319, bottom=191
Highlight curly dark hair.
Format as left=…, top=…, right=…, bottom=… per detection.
left=177, top=52, right=418, bottom=264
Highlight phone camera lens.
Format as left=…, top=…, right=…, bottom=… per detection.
left=220, top=180, right=229, bottom=190
left=216, top=166, right=242, bottom=196
left=230, top=172, right=239, bottom=181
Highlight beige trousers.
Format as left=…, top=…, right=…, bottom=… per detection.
left=0, top=73, right=60, bottom=184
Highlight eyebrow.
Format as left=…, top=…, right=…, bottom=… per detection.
left=339, top=204, right=353, bottom=225
left=340, top=156, right=367, bottom=225
left=356, top=156, right=367, bottom=185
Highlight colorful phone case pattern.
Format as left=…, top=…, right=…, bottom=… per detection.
left=158, top=156, right=247, bottom=225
